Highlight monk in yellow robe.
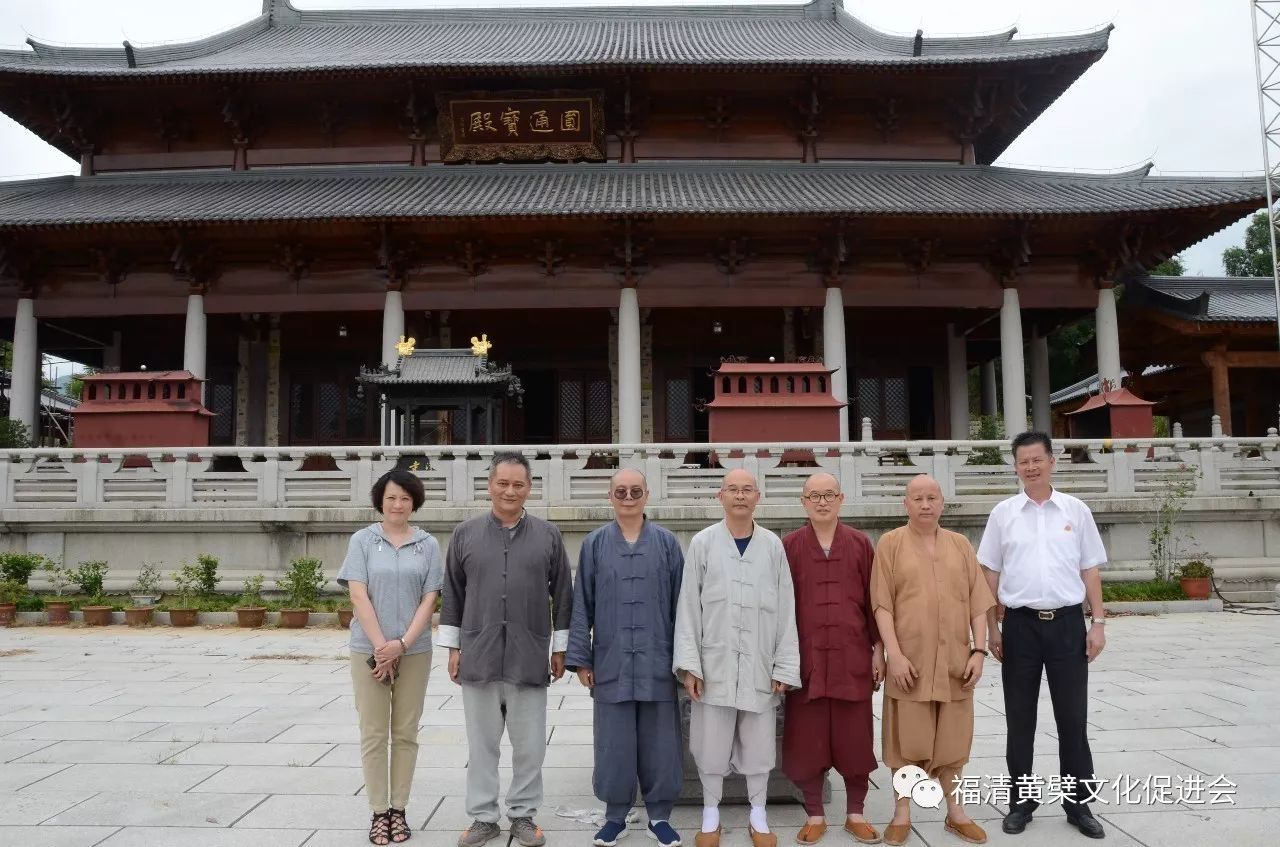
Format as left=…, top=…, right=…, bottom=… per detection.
left=872, top=475, right=995, bottom=846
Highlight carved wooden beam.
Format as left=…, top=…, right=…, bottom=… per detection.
left=170, top=232, right=218, bottom=294
left=714, top=237, right=755, bottom=275
left=401, top=82, right=436, bottom=165
left=221, top=86, right=255, bottom=170
left=904, top=236, right=943, bottom=275
left=532, top=239, right=568, bottom=277
left=792, top=75, right=821, bottom=162
left=873, top=97, right=899, bottom=143
left=608, top=217, right=652, bottom=285
left=809, top=220, right=852, bottom=285
left=454, top=239, right=490, bottom=278
left=986, top=223, right=1032, bottom=283
left=0, top=238, right=42, bottom=297
left=91, top=246, right=132, bottom=289
left=276, top=241, right=311, bottom=283
left=705, top=95, right=732, bottom=138
left=1085, top=221, right=1150, bottom=283
left=377, top=224, right=418, bottom=289
left=152, top=107, right=185, bottom=152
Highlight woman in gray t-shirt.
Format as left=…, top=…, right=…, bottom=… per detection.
left=337, top=468, right=444, bottom=845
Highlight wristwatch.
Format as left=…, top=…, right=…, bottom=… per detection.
left=1091, top=618, right=1106, bottom=625
left=969, top=648, right=989, bottom=657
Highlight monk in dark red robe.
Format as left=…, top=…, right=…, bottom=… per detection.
left=782, top=473, right=884, bottom=845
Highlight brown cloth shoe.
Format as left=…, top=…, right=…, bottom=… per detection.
left=843, top=821, right=882, bottom=844
left=795, top=822, right=827, bottom=844
left=943, top=818, right=987, bottom=845
left=750, top=826, right=779, bottom=847
left=882, top=823, right=911, bottom=847
left=694, top=828, right=721, bottom=847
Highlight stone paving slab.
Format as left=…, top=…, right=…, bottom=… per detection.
left=0, top=612, right=1275, bottom=847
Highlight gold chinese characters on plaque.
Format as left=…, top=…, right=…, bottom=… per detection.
left=437, top=90, right=605, bottom=163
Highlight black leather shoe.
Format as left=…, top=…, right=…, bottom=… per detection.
left=1002, top=810, right=1033, bottom=834
left=1066, top=810, right=1105, bottom=839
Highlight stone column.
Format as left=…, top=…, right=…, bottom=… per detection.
left=946, top=323, right=969, bottom=439
left=382, top=289, right=405, bottom=368
left=823, top=286, right=849, bottom=441
left=265, top=315, right=281, bottom=447
left=1030, top=330, right=1052, bottom=434
left=8, top=298, right=38, bottom=439
left=1095, top=284, right=1122, bottom=392
left=999, top=287, right=1027, bottom=436
left=980, top=360, right=998, bottom=417
left=617, top=287, right=642, bottom=443
left=183, top=293, right=206, bottom=381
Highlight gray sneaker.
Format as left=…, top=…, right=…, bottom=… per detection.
left=510, top=817, right=547, bottom=847
left=459, top=820, right=503, bottom=847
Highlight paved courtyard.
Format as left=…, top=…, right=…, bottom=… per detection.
left=1, top=612, right=1277, bottom=847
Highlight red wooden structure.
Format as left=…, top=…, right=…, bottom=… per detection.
left=707, top=362, right=844, bottom=442
left=73, top=371, right=213, bottom=448
left=1064, top=388, right=1155, bottom=439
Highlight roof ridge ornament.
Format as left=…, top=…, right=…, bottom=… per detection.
left=262, top=0, right=301, bottom=28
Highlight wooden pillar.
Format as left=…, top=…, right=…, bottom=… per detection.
left=1209, top=358, right=1231, bottom=436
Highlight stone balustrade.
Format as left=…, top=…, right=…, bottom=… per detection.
left=2, top=435, right=1278, bottom=511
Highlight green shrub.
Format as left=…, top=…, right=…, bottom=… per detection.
left=73, top=561, right=109, bottom=602
left=195, top=553, right=221, bottom=596
left=1101, top=580, right=1187, bottom=602
left=0, top=578, right=26, bottom=605
left=278, top=557, right=326, bottom=610
left=238, top=574, right=266, bottom=608
left=1176, top=560, right=1214, bottom=580
left=171, top=562, right=204, bottom=608
left=0, top=552, right=45, bottom=586
left=0, top=418, right=31, bottom=448
left=132, top=562, right=162, bottom=597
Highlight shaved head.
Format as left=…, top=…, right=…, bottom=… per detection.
left=905, top=474, right=942, bottom=497
left=722, top=468, right=758, bottom=489
left=610, top=468, right=647, bottom=488
left=803, top=472, right=840, bottom=494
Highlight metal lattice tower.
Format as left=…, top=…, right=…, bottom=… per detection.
left=1250, top=0, right=1280, bottom=350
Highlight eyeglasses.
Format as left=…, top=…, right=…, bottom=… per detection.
left=1015, top=456, right=1051, bottom=468
left=612, top=487, right=646, bottom=501
left=723, top=486, right=758, bottom=497
left=803, top=491, right=840, bottom=504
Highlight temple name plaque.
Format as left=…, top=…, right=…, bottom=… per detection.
left=437, top=90, right=606, bottom=163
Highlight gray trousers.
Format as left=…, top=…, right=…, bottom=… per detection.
left=594, top=699, right=683, bottom=823
left=462, top=682, right=548, bottom=823
left=689, top=701, right=775, bottom=807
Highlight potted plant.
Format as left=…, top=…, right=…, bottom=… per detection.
left=236, top=574, right=267, bottom=628
left=277, top=557, right=325, bottom=628
left=131, top=562, right=162, bottom=607
left=125, top=563, right=162, bottom=627
left=1177, top=560, right=1214, bottom=600
left=168, top=562, right=203, bottom=627
left=195, top=553, right=221, bottom=597
left=337, top=601, right=354, bottom=629
left=43, top=560, right=73, bottom=625
left=75, top=561, right=113, bottom=626
left=0, top=552, right=43, bottom=588
left=0, top=578, right=24, bottom=627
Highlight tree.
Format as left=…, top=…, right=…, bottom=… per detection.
left=1222, top=211, right=1274, bottom=277
left=1149, top=255, right=1185, bottom=276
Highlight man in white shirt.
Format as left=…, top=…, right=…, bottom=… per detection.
left=977, top=432, right=1107, bottom=841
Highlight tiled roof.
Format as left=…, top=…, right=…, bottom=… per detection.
left=1131, top=275, right=1279, bottom=324
left=358, top=349, right=518, bottom=386
left=0, top=163, right=1263, bottom=229
left=0, top=1, right=1111, bottom=77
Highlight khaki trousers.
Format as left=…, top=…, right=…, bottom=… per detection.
left=881, top=695, right=974, bottom=795
left=351, top=651, right=432, bottom=812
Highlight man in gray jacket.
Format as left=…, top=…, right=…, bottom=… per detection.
left=438, top=453, right=574, bottom=847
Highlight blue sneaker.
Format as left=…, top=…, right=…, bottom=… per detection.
left=594, top=820, right=629, bottom=847
left=647, top=821, right=682, bottom=847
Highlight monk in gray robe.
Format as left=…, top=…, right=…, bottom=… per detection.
left=674, top=468, right=801, bottom=847
left=567, top=469, right=685, bottom=847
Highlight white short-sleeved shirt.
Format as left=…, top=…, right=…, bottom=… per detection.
left=976, top=489, right=1107, bottom=610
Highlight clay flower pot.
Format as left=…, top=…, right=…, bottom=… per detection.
left=1179, top=577, right=1211, bottom=600
left=338, top=608, right=354, bottom=629
left=45, top=600, right=72, bottom=625
left=81, top=605, right=114, bottom=627
left=169, top=608, right=199, bottom=628
left=279, top=609, right=309, bottom=629
left=0, top=602, right=16, bottom=627
left=124, top=607, right=154, bottom=627
left=236, top=607, right=267, bottom=628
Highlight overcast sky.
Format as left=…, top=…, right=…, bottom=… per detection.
left=0, top=0, right=1266, bottom=275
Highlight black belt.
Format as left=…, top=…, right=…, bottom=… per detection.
left=1006, top=603, right=1083, bottom=622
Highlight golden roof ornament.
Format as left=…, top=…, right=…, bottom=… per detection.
left=470, top=333, right=493, bottom=357
left=395, top=335, right=416, bottom=357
